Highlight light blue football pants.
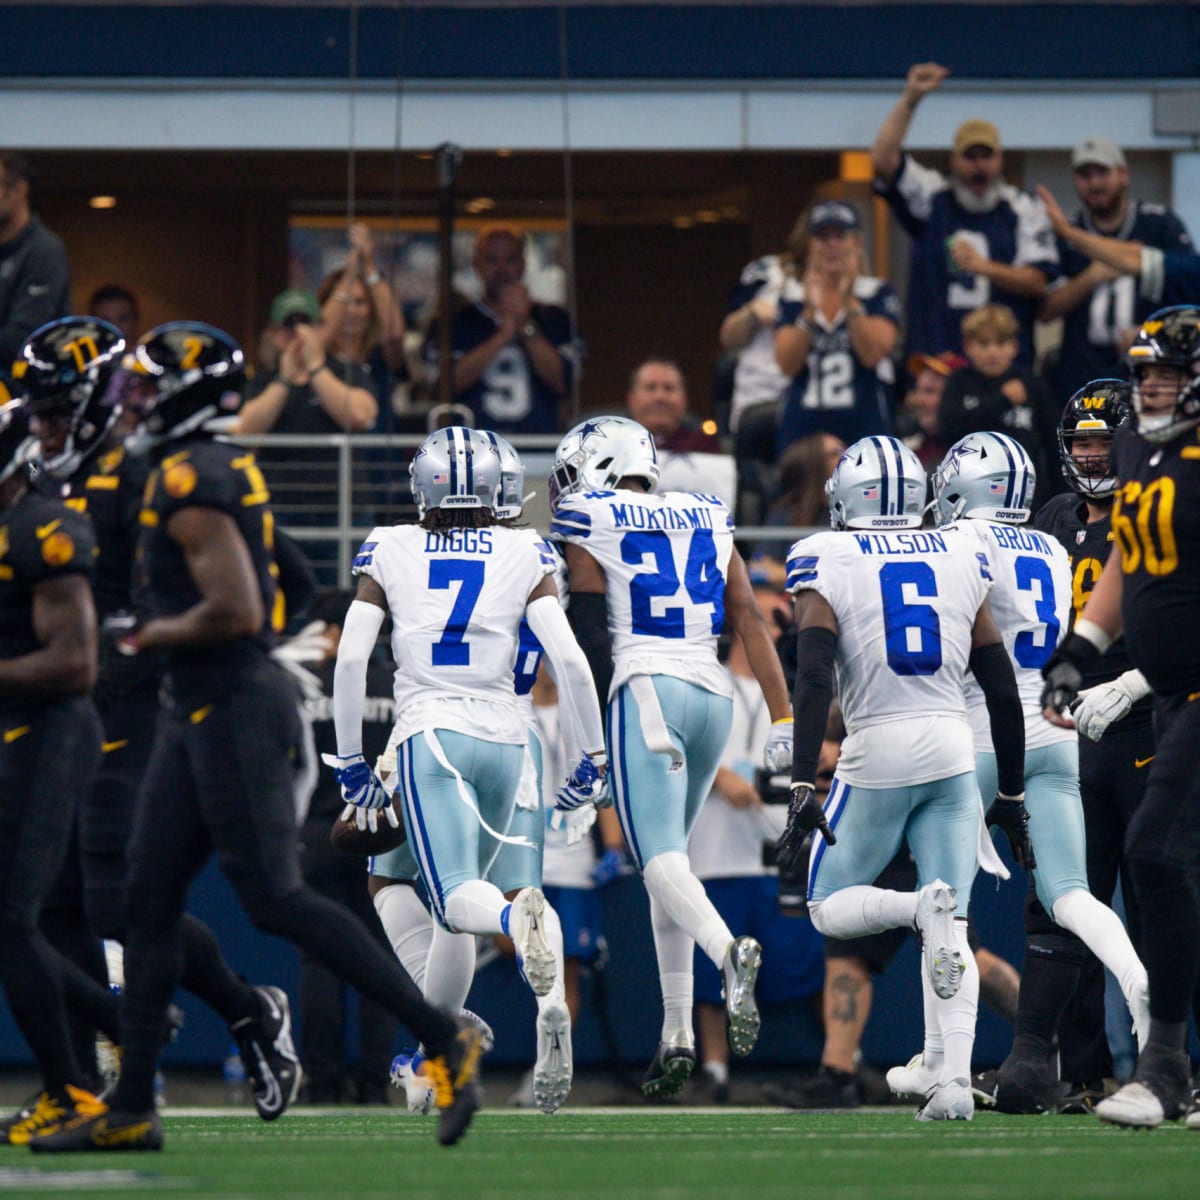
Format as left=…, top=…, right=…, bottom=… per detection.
left=807, top=771, right=981, bottom=904
left=607, top=676, right=733, bottom=872
left=975, top=741, right=1086, bottom=911
left=383, top=728, right=525, bottom=929
left=488, top=724, right=546, bottom=895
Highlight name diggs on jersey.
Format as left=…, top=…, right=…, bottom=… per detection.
left=423, top=529, right=494, bottom=555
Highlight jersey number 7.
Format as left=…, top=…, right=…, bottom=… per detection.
left=430, top=559, right=485, bottom=665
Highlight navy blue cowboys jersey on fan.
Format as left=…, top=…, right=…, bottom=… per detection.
left=423, top=301, right=576, bottom=434
left=775, top=276, right=901, bottom=450
left=876, top=153, right=1059, bottom=368
left=139, top=439, right=284, bottom=708
left=1053, top=202, right=1192, bottom=397
left=0, top=489, right=95, bottom=714
left=1033, top=491, right=1151, bottom=722
left=1109, top=424, right=1200, bottom=697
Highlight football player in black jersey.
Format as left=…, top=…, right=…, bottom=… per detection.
left=24, top=316, right=316, bottom=1113
left=0, top=397, right=111, bottom=1142
left=1027, top=380, right=1153, bottom=1110
left=36, top=322, right=482, bottom=1153
left=1042, top=307, right=1200, bottom=1128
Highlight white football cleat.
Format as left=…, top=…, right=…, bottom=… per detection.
left=533, top=1000, right=573, bottom=1114
left=509, top=888, right=557, bottom=997
left=390, top=1053, right=434, bottom=1115
left=722, top=936, right=763, bottom=1057
left=886, top=1053, right=939, bottom=1100
left=1096, top=1082, right=1165, bottom=1129
left=913, top=881, right=963, bottom=999
left=915, top=1077, right=974, bottom=1122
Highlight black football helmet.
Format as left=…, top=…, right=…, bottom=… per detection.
left=1125, top=305, right=1200, bottom=445
left=126, top=322, right=244, bottom=454
left=16, top=316, right=126, bottom=478
left=1058, top=379, right=1131, bottom=500
left=0, top=399, right=37, bottom=489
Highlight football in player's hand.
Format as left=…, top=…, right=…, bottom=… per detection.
left=329, top=797, right=406, bottom=856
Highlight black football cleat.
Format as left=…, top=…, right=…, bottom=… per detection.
left=641, top=1035, right=697, bottom=1100
left=994, top=1055, right=1056, bottom=1115
left=30, top=1105, right=163, bottom=1153
left=424, top=1017, right=485, bottom=1147
left=230, top=985, right=303, bottom=1121
left=0, top=1093, right=40, bottom=1143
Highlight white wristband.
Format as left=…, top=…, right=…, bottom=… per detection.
left=1075, top=618, right=1113, bottom=656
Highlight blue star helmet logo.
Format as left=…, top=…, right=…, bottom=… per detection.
left=578, top=419, right=611, bottom=447
left=941, top=440, right=978, bottom=479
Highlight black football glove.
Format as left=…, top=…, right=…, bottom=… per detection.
left=986, top=793, right=1036, bottom=871
left=777, top=783, right=834, bottom=875
left=1040, top=632, right=1103, bottom=717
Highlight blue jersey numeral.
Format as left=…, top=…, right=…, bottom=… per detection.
left=1013, top=555, right=1059, bottom=669
left=622, top=529, right=725, bottom=638
left=880, top=561, right=943, bottom=675
left=429, top=559, right=485, bottom=666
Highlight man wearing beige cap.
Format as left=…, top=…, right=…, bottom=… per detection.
left=871, top=62, right=1058, bottom=370
left=1039, top=137, right=1192, bottom=397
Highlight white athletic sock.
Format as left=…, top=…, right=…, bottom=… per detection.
left=649, top=894, right=696, bottom=1040
left=642, top=852, right=731, bottom=969
left=373, top=883, right=433, bottom=989
left=1051, top=889, right=1148, bottom=1012
left=935, top=921, right=978, bottom=1085
left=535, top=899, right=567, bottom=1011
left=921, top=956, right=945, bottom=1065
left=424, top=922, right=477, bottom=1012
left=444, top=879, right=510, bottom=936
left=808, top=886, right=918, bottom=940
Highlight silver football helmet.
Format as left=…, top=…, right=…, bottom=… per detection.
left=409, top=425, right=503, bottom=518
left=931, top=431, right=1036, bottom=526
left=548, top=416, right=659, bottom=509
left=826, top=436, right=926, bottom=530
left=478, top=429, right=525, bottom=519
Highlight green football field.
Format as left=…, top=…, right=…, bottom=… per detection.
left=4, top=1108, right=1198, bottom=1200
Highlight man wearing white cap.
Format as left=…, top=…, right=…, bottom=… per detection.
left=1040, top=138, right=1192, bottom=398
left=871, top=62, right=1059, bottom=370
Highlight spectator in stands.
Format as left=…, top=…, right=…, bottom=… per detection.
left=1037, top=183, right=1200, bottom=311
left=871, top=63, right=1058, bottom=368
left=688, top=587, right=825, bottom=1103
left=423, top=225, right=577, bottom=434
left=895, top=351, right=964, bottom=470
left=1039, top=138, right=1192, bottom=398
left=0, top=152, right=70, bottom=361
left=773, top=201, right=901, bottom=455
left=749, top=433, right=844, bottom=590
left=938, top=305, right=1059, bottom=507
left=88, top=284, right=141, bottom=344
left=718, top=217, right=802, bottom=433
left=626, top=357, right=737, bottom=509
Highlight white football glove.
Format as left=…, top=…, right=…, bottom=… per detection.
left=763, top=719, right=793, bottom=773
left=1074, top=670, right=1151, bottom=742
left=321, top=752, right=398, bottom=832
left=550, top=805, right=598, bottom=846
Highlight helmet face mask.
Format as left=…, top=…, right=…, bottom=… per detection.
left=931, top=431, right=1036, bottom=526
left=0, top=399, right=38, bottom=491
left=409, top=426, right=504, bottom=519
left=549, top=416, right=659, bottom=510
left=826, top=436, right=926, bottom=530
left=1126, top=306, right=1200, bottom=445
left=1058, top=379, right=1130, bottom=500
left=125, top=322, right=244, bottom=455
left=18, top=317, right=126, bottom=478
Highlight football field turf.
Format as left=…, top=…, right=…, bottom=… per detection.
left=4, top=1108, right=1197, bottom=1199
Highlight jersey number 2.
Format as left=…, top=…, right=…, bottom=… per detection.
left=430, top=560, right=485, bottom=665
left=622, top=530, right=724, bottom=638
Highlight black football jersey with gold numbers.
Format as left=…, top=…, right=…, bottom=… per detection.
left=1110, top=424, right=1200, bottom=697
left=0, top=487, right=95, bottom=712
left=139, top=437, right=285, bottom=706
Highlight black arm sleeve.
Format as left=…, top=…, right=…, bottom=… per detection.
left=275, top=527, right=319, bottom=631
left=791, top=626, right=837, bottom=785
left=567, top=591, right=613, bottom=710
left=969, top=641, right=1025, bottom=797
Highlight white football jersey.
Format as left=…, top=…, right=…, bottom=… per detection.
left=513, top=534, right=569, bottom=723
left=955, top=520, right=1074, bottom=751
left=353, top=523, right=556, bottom=746
left=552, top=489, right=734, bottom=698
left=786, top=525, right=992, bottom=787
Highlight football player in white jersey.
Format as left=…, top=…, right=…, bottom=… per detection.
left=327, top=427, right=608, bottom=1106
left=777, top=435, right=1029, bottom=1122
left=550, top=416, right=794, bottom=1097
left=922, top=431, right=1148, bottom=1112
